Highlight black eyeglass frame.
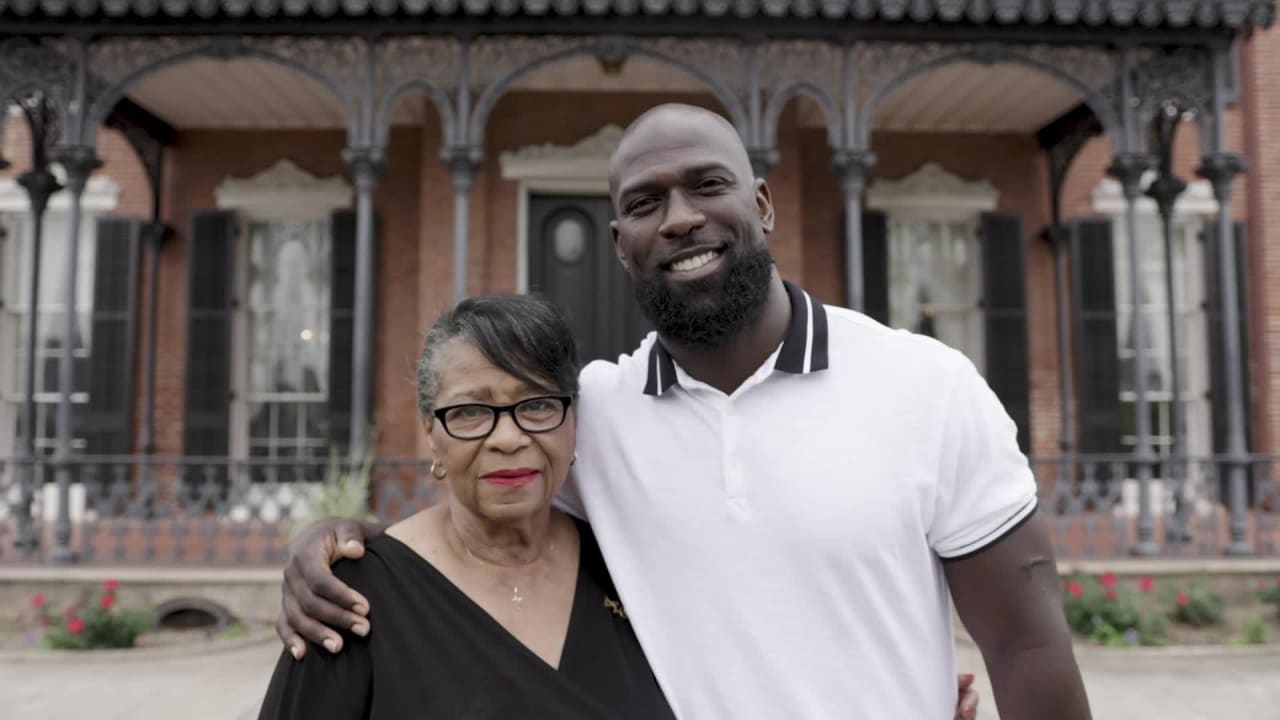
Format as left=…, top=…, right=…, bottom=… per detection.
left=431, top=395, right=575, bottom=440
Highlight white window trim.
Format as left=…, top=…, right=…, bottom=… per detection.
left=215, top=158, right=353, bottom=221
left=865, top=162, right=999, bottom=220
left=498, top=125, right=621, bottom=293
left=1091, top=171, right=1220, bottom=218
left=0, top=173, right=121, bottom=213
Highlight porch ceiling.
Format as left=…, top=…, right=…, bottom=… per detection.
left=126, top=54, right=1081, bottom=136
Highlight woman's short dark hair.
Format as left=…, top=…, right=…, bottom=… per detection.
left=416, top=294, right=582, bottom=417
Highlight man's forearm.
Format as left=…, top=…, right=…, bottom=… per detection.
left=983, top=639, right=1090, bottom=720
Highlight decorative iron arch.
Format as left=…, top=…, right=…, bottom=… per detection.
left=373, top=79, right=457, bottom=149
left=82, top=39, right=359, bottom=147
left=467, top=39, right=750, bottom=150
left=762, top=80, right=842, bottom=152
left=859, top=45, right=1123, bottom=152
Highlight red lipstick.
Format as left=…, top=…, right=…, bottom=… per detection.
left=480, top=468, right=541, bottom=488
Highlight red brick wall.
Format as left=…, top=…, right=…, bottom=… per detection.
left=1243, top=27, right=1280, bottom=455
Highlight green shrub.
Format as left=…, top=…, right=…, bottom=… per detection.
left=1258, top=578, right=1280, bottom=619
left=1165, top=583, right=1224, bottom=627
left=290, top=442, right=377, bottom=540
left=1062, top=574, right=1164, bottom=646
left=1243, top=616, right=1268, bottom=645
left=35, top=580, right=151, bottom=650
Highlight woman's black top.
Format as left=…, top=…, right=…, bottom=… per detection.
left=258, top=519, right=676, bottom=720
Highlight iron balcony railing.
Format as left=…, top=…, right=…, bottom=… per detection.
left=0, top=454, right=1276, bottom=564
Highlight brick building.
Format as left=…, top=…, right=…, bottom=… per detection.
left=0, top=1, right=1277, bottom=563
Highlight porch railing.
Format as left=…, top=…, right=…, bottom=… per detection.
left=0, top=454, right=1276, bottom=565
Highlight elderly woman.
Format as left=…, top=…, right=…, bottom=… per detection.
left=258, top=294, right=677, bottom=718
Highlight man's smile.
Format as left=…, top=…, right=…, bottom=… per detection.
left=661, top=245, right=727, bottom=280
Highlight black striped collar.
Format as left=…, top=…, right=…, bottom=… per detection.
left=642, top=280, right=829, bottom=397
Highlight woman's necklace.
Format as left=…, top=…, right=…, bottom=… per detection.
left=460, top=539, right=556, bottom=608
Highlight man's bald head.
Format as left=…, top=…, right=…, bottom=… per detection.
left=608, top=103, right=754, bottom=200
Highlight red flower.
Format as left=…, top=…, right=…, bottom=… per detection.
left=30, top=594, right=46, bottom=609
left=1175, top=591, right=1190, bottom=607
left=1065, top=581, right=1084, bottom=599
left=67, top=617, right=84, bottom=635
left=1139, top=576, right=1154, bottom=593
left=99, top=594, right=115, bottom=610
left=64, top=605, right=78, bottom=619
left=103, top=579, right=119, bottom=592
left=1099, top=572, right=1117, bottom=588
left=1105, top=589, right=1118, bottom=602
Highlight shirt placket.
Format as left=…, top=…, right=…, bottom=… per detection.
left=721, top=400, right=752, bottom=520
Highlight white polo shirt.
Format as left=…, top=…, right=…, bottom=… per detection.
left=559, top=281, right=1038, bottom=719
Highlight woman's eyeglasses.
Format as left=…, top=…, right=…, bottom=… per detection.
left=432, top=395, right=573, bottom=440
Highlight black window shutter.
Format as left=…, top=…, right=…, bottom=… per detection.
left=182, top=211, right=237, bottom=461
left=327, top=209, right=373, bottom=453
left=78, top=217, right=143, bottom=455
left=980, top=212, right=1031, bottom=453
left=1069, top=218, right=1123, bottom=454
left=1204, top=220, right=1252, bottom=456
left=861, top=209, right=889, bottom=324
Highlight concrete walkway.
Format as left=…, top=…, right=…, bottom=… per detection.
left=2, top=635, right=1278, bottom=719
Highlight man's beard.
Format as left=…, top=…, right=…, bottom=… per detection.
left=632, top=243, right=775, bottom=351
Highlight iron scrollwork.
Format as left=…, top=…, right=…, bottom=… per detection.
left=0, top=39, right=75, bottom=139
left=372, top=36, right=462, bottom=146
left=1132, top=46, right=1215, bottom=156
left=756, top=39, right=844, bottom=150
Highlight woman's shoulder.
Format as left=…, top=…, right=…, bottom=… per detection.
left=330, top=533, right=409, bottom=593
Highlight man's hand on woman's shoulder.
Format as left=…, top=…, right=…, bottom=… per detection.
left=277, top=517, right=387, bottom=659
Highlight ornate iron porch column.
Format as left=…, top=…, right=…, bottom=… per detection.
left=1145, top=103, right=1191, bottom=543
left=48, top=144, right=100, bottom=564
left=1199, top=47, right=1251, bottom=556
left=832, top=149, right=875, bottom=312
left=445, top=145, right=481, bottom=304
left=13, top=95, right=62, bottom=557
left=1110, top=50, right=1159, bottom=556
left=342, top=145, right=385, bottom=459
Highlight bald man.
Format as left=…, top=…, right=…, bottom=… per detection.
left=277, top=104, right=1088, bottom=719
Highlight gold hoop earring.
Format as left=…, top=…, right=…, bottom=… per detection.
left=430, top=459, right=447, bottom=480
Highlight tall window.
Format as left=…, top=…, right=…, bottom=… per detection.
left=1094, top=175, right=1215, bottom=458
left=868, top=162, right=997, bottom=373
left=886, top=216, right=985, bottom=371
left=0, top=175, right=117, bottom=461
left=215, top=159, right=352, bottom=464
left=237, top=219, right=331, bottom=462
